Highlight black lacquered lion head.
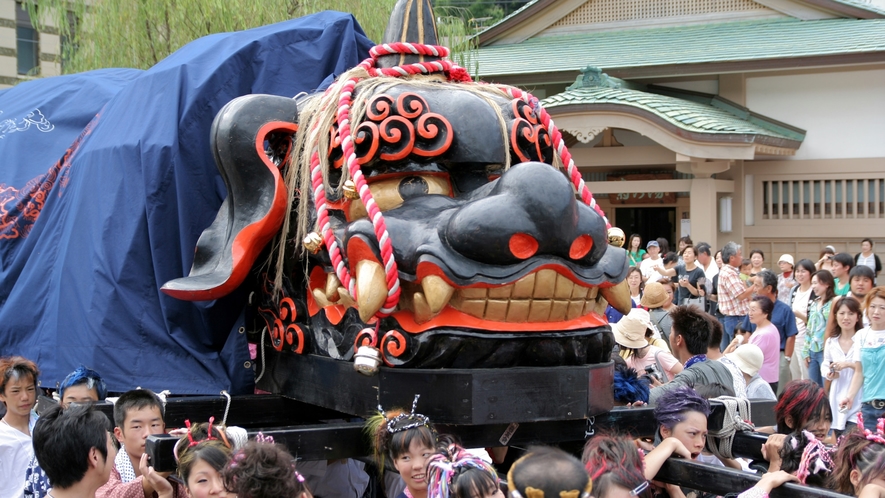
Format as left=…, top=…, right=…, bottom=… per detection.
left=162, top=0, right=629, bottom=368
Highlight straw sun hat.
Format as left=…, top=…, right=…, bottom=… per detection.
left=612, top=308, right=654, bottom=349
left=640, top=281, right=669, bottom=309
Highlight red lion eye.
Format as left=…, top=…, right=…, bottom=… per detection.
left=569, top=235, right=594, bottom=260
left=509, top=233, right=538, bottom=260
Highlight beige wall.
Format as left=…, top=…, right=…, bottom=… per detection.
left=746, top=67, right=885, bottom=161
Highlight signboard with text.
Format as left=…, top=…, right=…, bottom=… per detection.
left=607, top=173, right=676, bottom=204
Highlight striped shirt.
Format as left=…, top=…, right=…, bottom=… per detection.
left=718, top=264, right=750, bottom=316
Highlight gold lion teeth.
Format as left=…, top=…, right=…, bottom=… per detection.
left=413, top=292, right=433, bottom=324
left=446, top=270, right=604, bottom=323
left=325, top=273, right=341, bottom=302
left=600, top=280, right=631, bottom=315
left=356, top=260, right=388, bottom=322
left=337, top=286, right=355, bottom=308
left=312, top=288, right=333, bottom=308
left=420, top=275, right=454, bottom=314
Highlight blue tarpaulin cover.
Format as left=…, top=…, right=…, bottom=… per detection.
left=0, top=12, right=373, bottom=394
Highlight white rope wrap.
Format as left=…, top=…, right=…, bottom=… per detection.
left=706, top=396, right=756, bottom=460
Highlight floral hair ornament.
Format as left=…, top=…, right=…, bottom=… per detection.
left=427, top=447, right=499, bottom=498
left=255, top=432, right=275, bottom=444
left=795, top=430, right=834, bottom=485
left=857, top=413, right=885, bottom=445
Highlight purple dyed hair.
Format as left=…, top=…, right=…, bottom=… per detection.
left=653, top=386, right=711, bottom=429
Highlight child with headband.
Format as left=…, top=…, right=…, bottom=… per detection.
left=830, top=415, right=885, bottom=497
left=426, top=444, right=502, bottom=498
left=366, top=395, right=438, bottom=498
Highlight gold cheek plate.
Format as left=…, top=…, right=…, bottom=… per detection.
left=347, top=174, right=452, bottom=220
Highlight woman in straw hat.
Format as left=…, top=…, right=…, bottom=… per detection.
left=615, top=308, right=682, bottom=383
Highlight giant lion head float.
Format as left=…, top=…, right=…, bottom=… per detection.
left=162, top=0, right=630, bottom=369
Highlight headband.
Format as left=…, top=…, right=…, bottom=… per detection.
left=173, top=416, right=232, bottom=462
left=381, top=394, right=433, bottom=434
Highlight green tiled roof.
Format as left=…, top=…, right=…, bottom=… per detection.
left=830, top=0, right=885, bottom=16
left=540, top=82, right=806, bottom=144
left=473, top=18, right=885, bottom=77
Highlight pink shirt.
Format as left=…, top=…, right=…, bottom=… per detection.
left=749, top=322, right=780, bottom=383
left=624, top=345, right=680, bottom=381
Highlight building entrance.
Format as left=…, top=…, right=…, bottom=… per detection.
left=615, top=207, right=676, bottom=251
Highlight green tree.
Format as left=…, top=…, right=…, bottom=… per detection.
left=433, top=0, right=529, bottom=32
left=25, top=0, right=399, bottom=73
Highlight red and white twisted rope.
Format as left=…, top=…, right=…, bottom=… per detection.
left=309, top=43, right=608, bottom=321
left=310, top=43, right=466, bottom=318
left=496, top=85, right=611, bottom=230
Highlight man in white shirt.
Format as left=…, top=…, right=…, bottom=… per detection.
left=640, top=240, right=664, bottom=284
left=695, top=242, right=718, bottom=293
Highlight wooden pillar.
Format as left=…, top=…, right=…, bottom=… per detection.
left=678, top=158, right=732, bottom=245
left=690, top=177, right=718, bottom=245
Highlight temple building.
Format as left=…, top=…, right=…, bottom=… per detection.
left=474, top=0, right=885, bottom=261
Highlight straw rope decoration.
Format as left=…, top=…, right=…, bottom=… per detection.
left=309, top=41, right=608, bottom=320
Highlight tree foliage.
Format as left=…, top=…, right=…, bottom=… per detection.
left=25, top=0, right=400, bottom=73
left=433, top=0, right=529, bottom=32
left=26, top=0, right=496, bottom=77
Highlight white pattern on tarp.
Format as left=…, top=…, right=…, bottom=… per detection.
left=0, top=109, right=55, bottom=139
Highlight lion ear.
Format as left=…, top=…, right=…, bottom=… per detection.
left=161, top=94, right=297, bottom=301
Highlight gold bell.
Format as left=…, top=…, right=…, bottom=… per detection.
left=607, top=227, right=626, bottom=248
left=342, top=180, right=360, bottom=200
left=303, top=232, right=323, bottom=254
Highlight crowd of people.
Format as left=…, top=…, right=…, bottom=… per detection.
left=1, top=237, right=884, bottom=498
left=621, top=235, right=881, bottom=407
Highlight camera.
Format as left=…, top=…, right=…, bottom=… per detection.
left=644, top=364, right=661, bottom=382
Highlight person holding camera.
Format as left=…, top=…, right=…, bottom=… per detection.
left=815, top=245, right=836, bottom=273
left=655, top=246, right=706, bottom=307
left=614, top=308, right=682, bottom=384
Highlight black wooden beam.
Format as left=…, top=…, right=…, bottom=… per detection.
left=160, top=394, right=351, bottom=428
left=593, top=401, right=777, bottom=436
left=146, top=418, right=593, bottom=472
left=654, top=458, right=848, bottom=498
left=147, top=421, right=370, bottom=472
left=258, top=350, right=614, bottom=425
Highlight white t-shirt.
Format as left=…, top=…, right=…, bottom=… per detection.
left=701, top=260, right=719, bottom=293
left=0, top=413, right=37, bottom=498
left=792, top=287, right=813, bottom=338
left=641, top=257, right=664, bottom=284
left=852, top=327, right=885, bottom=361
